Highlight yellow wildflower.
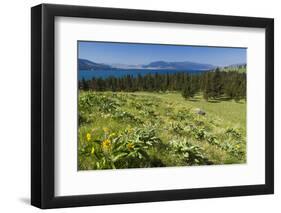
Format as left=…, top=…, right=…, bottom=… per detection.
left=91, top=146, right=95, bottom=155
left=236, top=144, right=240, bottom=149
left=86, top=133, right=91, bottom=142
left=102, top=139, right=111, bottom=151
left=127, top=143, right=134, bottom=150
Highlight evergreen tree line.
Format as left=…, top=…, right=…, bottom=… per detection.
left=79, top=69, right=246, bottom=101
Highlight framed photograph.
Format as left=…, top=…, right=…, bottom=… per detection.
left=31, top=4, right=274, bottom=209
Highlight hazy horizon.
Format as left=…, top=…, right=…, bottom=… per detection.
left=78, top=41, right=247, bottom=67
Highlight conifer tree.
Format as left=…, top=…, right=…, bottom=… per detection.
left=211, top=68, right=223, bottom=98
left=81, top=78, right=89, bottom=90
left=182, top=83, right=196, bottom=99
left=203, top=73, right=212, bottom=101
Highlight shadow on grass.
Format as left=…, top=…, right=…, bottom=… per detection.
left=187, top=97, right=200, bottom=102
left=206, top=97, right=245, bottom=103
left=207, top=99, right=220, bottom=103
left=185, top=96, right=238, bottom=103
left=219, top=97, right=233, bottom=101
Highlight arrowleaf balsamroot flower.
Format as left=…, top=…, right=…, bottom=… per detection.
left=127, top=143, right=134, bottom=150
left=86, top=133, right=91, bottom=142
left=102, top=139, right=111, bottom=151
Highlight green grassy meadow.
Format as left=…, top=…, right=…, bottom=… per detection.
left=78, top=91, right=246, bottom=170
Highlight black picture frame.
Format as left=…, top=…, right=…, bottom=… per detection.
left=31, top=3, right=274, bottom=209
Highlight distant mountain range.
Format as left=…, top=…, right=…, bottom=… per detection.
left=143, top=61, right=215, bottom=70
left=222, top=63, right=247, bottom=69
left=79, top=59, right=112, bottom=70
left=79, top=58, right=216, bottom=71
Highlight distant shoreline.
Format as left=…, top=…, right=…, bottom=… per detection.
left=79, top=69, right=209, bottom=80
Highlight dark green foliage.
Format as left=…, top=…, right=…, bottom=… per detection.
left=182, top=84, right=195, bottom=99
left=212, top=68, right=224, bottom=98
left=203, top=72, right=212, bottom=100
left=223, top=72, right=246, bottom=101
left=202, top=69, right=224, bottom=100
left=79, top=69, right=246, bottom=101
left=79, top=78, right=89, bottom=90
left=181, top=73, right=195, bottom=99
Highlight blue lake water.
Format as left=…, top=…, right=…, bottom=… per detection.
left=79, top=69, right=207, bottom=80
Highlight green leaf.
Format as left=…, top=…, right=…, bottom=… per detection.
left=113, top=153, right=128, bottom=162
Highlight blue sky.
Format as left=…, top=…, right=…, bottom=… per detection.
left=78, top=41, right=246, bottom=67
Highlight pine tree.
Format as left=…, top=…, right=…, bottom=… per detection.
left=81, top=78, right=89, bottom=90
left=182, top=83, right=195, bottom=99
left=203, top=73, right=212, bottom=101
left=212, top=68, right=223, bottom=98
